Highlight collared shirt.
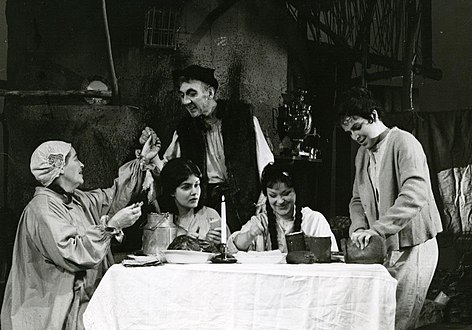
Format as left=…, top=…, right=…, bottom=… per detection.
left=204, top=119, right=227, bottom=182
left=157, top=116, right=274, bottom=183
left=367, top=129, right=391, bottom=213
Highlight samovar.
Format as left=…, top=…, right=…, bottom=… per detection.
left=273, top=89, right=314, bottom=157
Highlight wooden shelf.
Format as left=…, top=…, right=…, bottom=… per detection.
left=275, top=155, right=322, bottom=163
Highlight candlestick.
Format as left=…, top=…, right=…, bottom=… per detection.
left=221, top=195, right=227, bottom=244
left=210, top=195, right=236, bottom=263
left=210, top=196, right=236, bottom=264
left=210, top=242, right=237, bottom=263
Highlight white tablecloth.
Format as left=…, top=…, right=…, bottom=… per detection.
left=83, top=263, right=396, bottom=330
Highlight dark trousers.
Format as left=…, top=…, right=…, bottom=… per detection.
left=205, top=183, right=250, bottom=233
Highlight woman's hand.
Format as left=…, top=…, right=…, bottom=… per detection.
left=255, top=194, right=267, bottom=215
left=108, top=202, right=143, bottom=229
left=233, top=215, right=265, bottom=251
left=206, top=228, right=222, bottom=244
left=350, top=229, right=378, bottom=249
left=248, top=217, right=265, bottom=238
left=139, top=127, right=158, bottom=146
left=141, top=135, right=160, bottom=162
left=139, top=127, right=161, bottom=163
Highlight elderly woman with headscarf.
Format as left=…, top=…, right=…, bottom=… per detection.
left=1, top=136, right=159, bottom=330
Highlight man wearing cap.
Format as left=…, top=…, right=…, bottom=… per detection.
left=141, top=65, right=274, bottom=232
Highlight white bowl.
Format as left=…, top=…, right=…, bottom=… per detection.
left=162, top=250, right=214, bottom=264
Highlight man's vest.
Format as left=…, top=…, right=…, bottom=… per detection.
left=176, top=100, right=260, bottom=231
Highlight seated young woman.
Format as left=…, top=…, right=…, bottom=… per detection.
left=227, top=163, right=338, bottom=253
left=159, top=158, right=230, bottom=245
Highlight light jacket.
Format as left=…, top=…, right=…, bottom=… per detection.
left=1, top=159, right=145, bottom=330
left=349, top=127, right=443, bottom=250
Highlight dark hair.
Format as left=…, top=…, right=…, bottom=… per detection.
left=172, top=65, right=219, bottom=91
left=261, top=163, right=302, bottom=250
left=160, top=158, right=204, bottom=215
left=335, top=86, right=384, bottom=126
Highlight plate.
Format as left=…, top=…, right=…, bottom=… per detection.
left=122, top=254, right=162, bottom=267
left=234, top=251, right=286, bottom=264
left=127, top=254, right=161, bottom=262
left=162, top=250, right=215, bottom=264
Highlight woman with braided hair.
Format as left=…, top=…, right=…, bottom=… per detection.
left=227, top=163, right=338, bottom=253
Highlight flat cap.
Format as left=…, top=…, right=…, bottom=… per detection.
left=173, top=65, right=219, bottom=90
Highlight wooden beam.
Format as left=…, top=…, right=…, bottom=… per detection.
left=353, top=0, right=377, bottom=51
left=102, top=0, right=119, bottom=103
left=402, top=0, right=421, bottom=110
left=351, top=69, right=403, bottom=84
left=285, top=0, right=349, bottom=48
left=308, top=42, right=442, bottom=80
left=0, top=90, right=113, bottom=98
left=355, top=0, right=377, bottom=87
left=420, top=0, right=433, bottom=68
left=280, top=2, right=317, bottom=79
left=306, top=14, right=350, bottom=48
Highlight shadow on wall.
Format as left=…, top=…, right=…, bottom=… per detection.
left=3, top=103, right=149, bottom=266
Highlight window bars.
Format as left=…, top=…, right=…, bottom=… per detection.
left=144, top=7, right=180, bottom=49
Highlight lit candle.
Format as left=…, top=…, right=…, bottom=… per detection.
left=221, top=195, right=227, bottom=244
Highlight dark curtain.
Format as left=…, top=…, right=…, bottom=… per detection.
left=384, top=109, right=472, bottom=235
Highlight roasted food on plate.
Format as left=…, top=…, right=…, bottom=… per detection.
left=168, top=235, right=219, bottom=253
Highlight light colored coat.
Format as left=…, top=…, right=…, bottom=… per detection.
left=1, top=160, right=144, bottom=330
left=349, top=127, right=443, bottom=250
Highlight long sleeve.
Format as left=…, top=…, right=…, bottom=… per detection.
left=158, top=131, right=181, bottom=169
left=146, top=130, right=181, bottom=173
left=80, top=159, right=146, bottom=219
left=227, top=214, right=269, bottom=253
left=25, top=195, right=114, bottom=274
left=349, top=169, right=369, bottom=236
left=301, top=207, right=339, bottom=252
left=372, top=134, right=432, bottom=237
left=25, top=159, right=148, bottom=273
left=2, top=158, right=150, bottom=330
left=2, top=187, right=121, bottom=330
left=349, top=128, right=441, bottom=248
left=253, top=116, right=274, bottom=179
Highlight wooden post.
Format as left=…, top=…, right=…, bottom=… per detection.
left=0, top=90, right=112, bottom=98
left=402, top=0, right=421, bottom=111
left=101, top=0, right=119, bottom=104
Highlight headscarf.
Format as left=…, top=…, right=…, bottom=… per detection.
left=30, top=141, right=72, bottom=187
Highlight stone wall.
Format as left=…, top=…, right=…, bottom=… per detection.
left=3, top=0, right=288, bottom=252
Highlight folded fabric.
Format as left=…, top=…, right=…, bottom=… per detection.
left=121, top=255, right=162, bottom=267
left=234, top=250, right=286, bottom=264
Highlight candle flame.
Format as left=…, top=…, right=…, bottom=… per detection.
left=222, top=195, right=225, bottom=202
